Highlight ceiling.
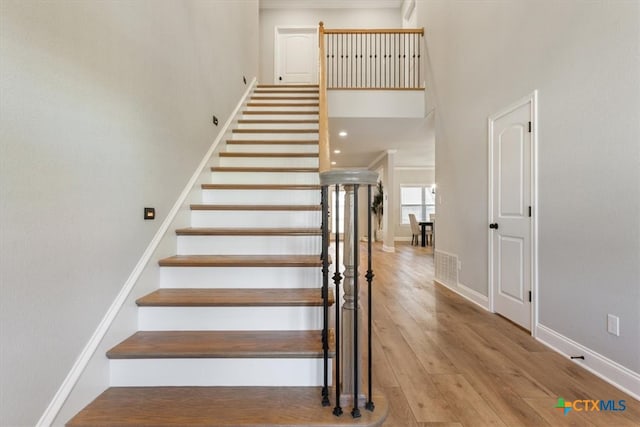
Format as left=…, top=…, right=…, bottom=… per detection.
left=328, top=112, right=435, bottom=169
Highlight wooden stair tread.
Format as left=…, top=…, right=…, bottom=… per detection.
left=67, top=386, right=388, bottom=426
left=106, top=330, right=331, bottom=359
left=250, top=96, right=319, bottom=100
left=159, top=255, right=322, bottom=267
left=136, top=288, right=333, bottom=307
left=201, top=184, right=320, bottom=190
left=190, top=204, right=320, bottom=211
left=211, top=166, right=318, bottom=172
left=238, top=119, right=319, bottom=124
left=232, top=129, right=318, bottom=134
left=176, top=227, right=321, bottom=235
left=258, top=84, right=319, bottom=88
left=254, top=89, right=319, bottom=94
left=247, top=103, right=319, bottom=107
left=219, top=152, right=319, bottom=158
left=243, top=110, right=319, bottom=115
left=226, top=139, right=318, bottom=144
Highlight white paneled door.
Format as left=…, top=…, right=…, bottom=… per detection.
left=489, top=95, right=536, bottom=331
left=275, top=27, right=317, bottom=84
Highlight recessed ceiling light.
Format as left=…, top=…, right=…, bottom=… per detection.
left=338, top=131, right=348, bottom=137
left=331, top=161, right=337, bottom=165
left=334, top=149, right=341, bottom=154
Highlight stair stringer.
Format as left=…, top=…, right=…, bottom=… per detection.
left=43, top=79, right=258, bottom=427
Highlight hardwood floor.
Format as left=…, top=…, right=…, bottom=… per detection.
left=362, top=242, right=640, bottom=426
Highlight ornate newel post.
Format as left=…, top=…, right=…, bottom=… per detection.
left=319, top=170, right=378, bottom=418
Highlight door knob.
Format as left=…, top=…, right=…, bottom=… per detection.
left=489, top=223, right=499, bottom=229
left=279, top=76, right=283, bottom=81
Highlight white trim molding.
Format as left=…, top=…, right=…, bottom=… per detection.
left=434, top=279, right=490, bottom=311
left=536, top=324, right=640, bottom=401
left=382, top=244, right=396, bottom=253
left=36, top=79, right=258, bottom=427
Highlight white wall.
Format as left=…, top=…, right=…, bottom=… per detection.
left=0, top=1, right=258, bottom=425
left=417, top=0, right=639, bottom=375
left=259, top=7, right=401, bottom=83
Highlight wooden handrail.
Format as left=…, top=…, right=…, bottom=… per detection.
left=323, top=28, right=424, bottom=35
left=318, top=22, right=331, bottom=173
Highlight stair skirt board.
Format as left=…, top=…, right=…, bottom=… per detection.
left=138, top=306, right=325, bottom=331
left=201, top=189, right=320, bottom=205
left=176, top=235, right=321, bottom=255
left=110, top=359, right=332, bottom=387
left=160, top=267, right=322, bottom=288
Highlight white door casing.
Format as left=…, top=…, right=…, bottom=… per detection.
left=274, top=27, right=317, bottom=85
left=488, top=92, right=538, bottom=332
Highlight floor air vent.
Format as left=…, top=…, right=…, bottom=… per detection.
left=434, top=250, right=458, bottom=287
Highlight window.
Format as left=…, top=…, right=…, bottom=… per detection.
left=400, top=186, right=435, bottom=224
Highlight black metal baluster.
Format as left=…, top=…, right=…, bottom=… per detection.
left=321, top=186, right=330, bottom=407
left=332, top=183, right=343, bottom=417
left=418, top=33, right=421, bottom=87
left=351, top=184, right=361, bottom=419
left=365, top=183, right=375, bottom=411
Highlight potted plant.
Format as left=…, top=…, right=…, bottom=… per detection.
left=371, top=181, right=384, bottom=241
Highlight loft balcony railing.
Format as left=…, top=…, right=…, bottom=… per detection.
left=320, top=23, right=425, bottom=90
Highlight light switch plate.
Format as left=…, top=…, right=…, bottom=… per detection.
left=607, top=314, right=620, bottom=336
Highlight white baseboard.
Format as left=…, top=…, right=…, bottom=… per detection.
left=433, top=279, right=490, bottom=311
left=36, top=79, right=258, bottom=427
left=536, top=324, right=640, bottom=401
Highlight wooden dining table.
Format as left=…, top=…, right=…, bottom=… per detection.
left=418, top=221, right=434, bottom=247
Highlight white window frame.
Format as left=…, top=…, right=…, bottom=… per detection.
left=400, top=185, right=435, bottom=224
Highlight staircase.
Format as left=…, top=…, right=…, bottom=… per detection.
left=67, top=85, right=386, bottom=426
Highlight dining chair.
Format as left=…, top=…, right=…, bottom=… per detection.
left=408, top=213, right=421, bottom=246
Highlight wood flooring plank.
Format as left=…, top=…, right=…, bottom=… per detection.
left=106, top=330, right=332, bottom=359
left=136, top=288, right=333, bottom=307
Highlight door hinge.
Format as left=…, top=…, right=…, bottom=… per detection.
left=528, top=291, right=532, bottom=302
left=528, top=121, right=532, bottom=133
left=528, top=206, right=532, bottom=217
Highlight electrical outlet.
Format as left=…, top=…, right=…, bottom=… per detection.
left=144, top=207, right=155, bottom=220
left=607, top=314, right=620, bottom=336
left=212, top=115, right=218, bottom=126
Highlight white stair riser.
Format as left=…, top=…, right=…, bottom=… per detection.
left=236, top=122, right=318, bottom=130
left=110, top=359, right=331, bottom=387
left=219, top=157, right=318, bottom=168
left=202, top=189, right=320, bottom=205
left=191, top=210, right=320, bottom=228
left=252, top=92, right=318, bottom=97
left=245, top=105, right=319, bottom=112
left=138, top=306, right=324, bottom=331
left=210, top=171, right=318, bottom=185
left=176, top=235, right=321, bottom=255
left=249, top=98, right=318, bottom=104
left=231, top=132, right=318, bottom=141
left=160, top=266, right=321, bottom=288
left=225, top=143, right=318, bottom=153
left=242, top=114, right=318, bottom=121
